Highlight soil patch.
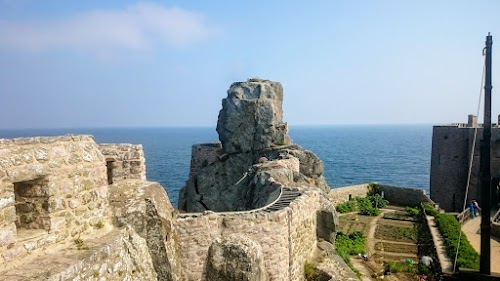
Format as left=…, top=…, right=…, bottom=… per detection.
left=338, top=214, right=374, bottom=236
left=375, top=224, right=418, bottom=243
left=374, top=242, right=417, bottom=255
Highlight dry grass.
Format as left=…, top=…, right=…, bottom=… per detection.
left=338, top=214, right=374, bottom=236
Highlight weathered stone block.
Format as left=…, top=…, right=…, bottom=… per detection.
left=205, top=234, right=267, bottom=281
left=0, top=223, right=16, bottom=247
left=0, top=193, right=14, bottom=209
left=34, top=148, right=49, bottom=162
left=4, top=206, right=16, bottom=223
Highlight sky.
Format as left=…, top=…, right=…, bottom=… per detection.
left=1, top=1, right=500, bottom=129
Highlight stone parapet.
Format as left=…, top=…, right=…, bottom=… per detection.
left=328, top=183, right=370, bottom=206
left=176, top=189, right=334, bottom=281
left=0, top=135, right=109, bottom=268
left=99, top=143, right=146, bottom=183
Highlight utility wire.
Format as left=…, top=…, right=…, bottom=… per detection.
left=452, top=55, right=486, bottom=273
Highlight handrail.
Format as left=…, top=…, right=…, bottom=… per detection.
left=177, top=187, right=286, bottom=218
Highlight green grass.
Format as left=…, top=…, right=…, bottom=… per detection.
left=335, top=231, right=366, bottom=278
left=336, top=199, right=357, bottom=213
left=422, top=203, right=480, bottom=270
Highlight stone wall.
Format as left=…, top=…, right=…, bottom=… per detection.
left=176, top=189, right=325, bottom=281
left=0, top=135, right=109, bottom=268
left=328, top=183, right=433, bottom=207
left=378, top=184, right=434, bottom=207
left=189, top=143, right=222, bottom=177
left=327, top=184, right=370, bottom=206
left=430, top=119, right=500, bottom=212
left=99, top=143, right=146, bottom=183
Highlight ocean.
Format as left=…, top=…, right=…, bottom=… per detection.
left=0, top=125, right=432, bottom=207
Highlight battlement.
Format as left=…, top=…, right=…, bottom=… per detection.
left=0, top=135, right=149, bottom=272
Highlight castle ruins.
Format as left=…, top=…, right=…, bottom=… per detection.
left=0, top=79, right=357, bottom=281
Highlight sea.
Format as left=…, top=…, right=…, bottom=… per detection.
left=0, top=125, right=432, bottom=207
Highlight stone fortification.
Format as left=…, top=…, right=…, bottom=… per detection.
left=0, top=135, right=183, bottom=280
left=430, top=115, right=500, bottom=211
left=0, top=135, right=109, bottom=266
left=1, top=78, right=357, bottom=281
left=328, top=183, right=434, bottom=207
left=176, top=189, right=336, bottom=281
left=175, top=79, right=356, bottom=280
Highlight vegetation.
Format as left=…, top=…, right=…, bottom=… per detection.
left=336, top=193, right=388, bottom=216
left=336, top=199, right=357, bottom=213
left=422, top=203, right=480, bottom=270
left=304, top=262, right=316, bottom=280
left=385, top=261, right=431, bottom=275
left=304, top=261, right=331, bottom=281
left=335, top=231, right=365, bottom=278
left=367, top=182, right=381, bottom=195
left=406, top=206, right=421, bottom=217
left=95, top=220, right=104, bottom=229
left=357, top=195, right=388, bottom=216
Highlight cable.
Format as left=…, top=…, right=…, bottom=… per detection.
left=452, top=56, right=486, bottom=272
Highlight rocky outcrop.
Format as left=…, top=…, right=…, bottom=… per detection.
left=205, top=234, right=267, bottom=281
left=217, top=79, right=287, bottom=154
left=179, top=79, right=332, bottom=212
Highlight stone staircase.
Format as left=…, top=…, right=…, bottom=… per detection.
left=263, top=189, right=301, bottom=212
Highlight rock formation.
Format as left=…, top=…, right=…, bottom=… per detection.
left=178, top=79, right=331, bottom=213
left=205, top=234, right=267, bottom=281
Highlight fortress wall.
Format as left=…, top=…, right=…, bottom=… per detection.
left=430, top=126, right=470, bottom=211
left=328, top=183, right=369, bottom=205
left=378, top=184, right=434, bottom=207
left=176, top=211, right=289, bottom=281
left=288, top=190, right=320, bottom=281
left=99, top=144, right=146, bottom=183
left=0, top=135, right=109, bottom=267
left=189, top=143, right=222, bottom=177
left=176, top=191, right=321, bottom=281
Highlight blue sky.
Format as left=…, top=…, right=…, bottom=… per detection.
left=1, top=1, right=499, bottom=128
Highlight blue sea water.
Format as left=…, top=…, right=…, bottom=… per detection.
left=0, top=125, right=432, bottom=207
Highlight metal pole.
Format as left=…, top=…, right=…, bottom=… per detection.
left=480, top=32, right=493, bottom=275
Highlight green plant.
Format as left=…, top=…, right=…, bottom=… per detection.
left=367, top=182, right=381, bottom=196
left=385, top=261, right=417, bottom=273
left=335, top=231, right=365, bottom=279
left=95, top=220, right=104, bottom=229
left=357, top=197, right=380, bottom=216
left=368, top=194, right=388, bottom=209
left=93, top=271, right=99, bottom=278
left=74, top=237, right=89, bottom=250
left=336, top=199, right=356, bottom=213
left=423, top=204, right=479, bottom=270
left=304, top=261, right=316, bottom=280
left=406, top=206, right=421, bottom=217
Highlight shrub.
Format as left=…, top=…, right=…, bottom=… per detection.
left=368, top=182, right=381, bottom=195
left=406, top=206, right=421, bottom=217
left=336, top=199, right=356, bottom=213
left=423, top=204, right=480, bottom=270
left=368, top=194, right=388, bottom=209
left=357, top=197, right=380, bottom=216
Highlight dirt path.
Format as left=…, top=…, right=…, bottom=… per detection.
left=462, top=216, right=500, bottom=273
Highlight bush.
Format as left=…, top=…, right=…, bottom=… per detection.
left=357, top=197, right=383, bottom=216
left=368, top=182, right=382, bottom=195
left=423, top=204, right=480, bottom=270
left=406, top=206, right=421, bottom=217
left=369, top=194, right=388, bottom=209
left=336, top=199, right=357, bottom=213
